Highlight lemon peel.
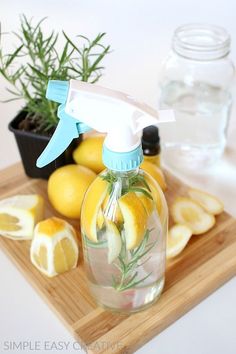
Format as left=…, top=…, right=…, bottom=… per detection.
left=167, top=224, right=192, bottom=259
left=188, top=188, right=224, bottom=215
left=30, top=217, right=78, bottom=277
left=0, top=194, right=44, bottom=240
left=171, top=197, right=215, bottom=235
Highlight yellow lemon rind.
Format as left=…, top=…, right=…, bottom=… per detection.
left=0, top=195, right=44, bottom=240
left=188, top=188, right=224, bottom=215
left=167, top=224, right=192, bottom=259
left=171, top=197, right=215, bottom=235
left=105, top=219, right=122, bottom=264
left=30, top=219, right=78, bottom=277
left=118, top=192, right=147, bottom=250
left=72, top=135, right=105, bottom=173
left=81, top=177, right=109, bottom=242
left=140, top=161, right=167, bottom=191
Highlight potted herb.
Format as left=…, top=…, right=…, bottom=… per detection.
left=0, top=15, right=110, bottom=179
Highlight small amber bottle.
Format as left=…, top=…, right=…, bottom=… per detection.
left=142, top=125, right=161, bottom=167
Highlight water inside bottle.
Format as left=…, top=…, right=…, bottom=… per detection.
left=83, top=211, right=166, bottom=313
left=160, top=81, right=232, bottom=171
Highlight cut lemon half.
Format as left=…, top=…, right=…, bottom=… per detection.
left=171, top=197, right=215, bottom=235
left=81, top=176, right=109, bottom=242
left=0, top=194, right=44, bottom=240
left=30, top=217, right=78, bottom=277
left=188, top=189, right=224, bottom=215
left=118, top=192, right=147, bottom=250
left=106, top=220, right=122, bottom=264
left=167, top=224, right=192, bottom=259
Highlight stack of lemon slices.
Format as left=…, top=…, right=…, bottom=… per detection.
left=167, top=189, right=224, bottom=259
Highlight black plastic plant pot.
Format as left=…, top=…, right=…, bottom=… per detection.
left=8, top=109, right=81, bottom=180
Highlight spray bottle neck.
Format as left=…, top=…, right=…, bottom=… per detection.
left=108, top=168, right=139, bottom=179
left=102, top=144, right=143, bottom=172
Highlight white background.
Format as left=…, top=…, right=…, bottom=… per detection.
left=0, top=1, right=236, bottom=354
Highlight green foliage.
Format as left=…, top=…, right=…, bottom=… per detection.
left=0, top=15, right=110, bottom=133
left=101, top=171, right=153, bottom=199
left=112, top=228, right=157, bottom=291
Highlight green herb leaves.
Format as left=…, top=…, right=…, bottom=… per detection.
left=112, top=229, right=157, bottom=291
left=100, top=171, right=153, bottom=199
left=0, top=15, right=110, bottom=133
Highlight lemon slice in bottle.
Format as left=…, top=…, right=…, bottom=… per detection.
left=81, top=176, right=109, bottom=242
left=0, top=194, right=44, bottom=240
left=136, top=192, right=154, bottom=217
left=30, top=217, right=78, bottom=277
left=118, top=192, right=147, bottom=250
left=105, top=220, right=122, bottom=264
left=101, top=194, right=124, bottom=226
left=171, top=197, right=215, bottom=235
left=167, top=224, right=192, bottom=259
left=144, top=174, right=167, bottom=225
left=188, top=188, right=224, bottom=215
left=140, top=161, right=167, bottom=191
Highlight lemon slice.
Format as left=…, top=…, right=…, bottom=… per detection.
left=102, top=194, right=124, bottom=225
left=188, top=189, right=224, bottom=215
left=0, top=194, right=44, bottom=240
left=30, top=217, right=78, bottom=277
left=105, top=220, right=122, bottom=264
left=97, top=208, right=105, bottom=230
left=81, top=176, right=109, bottom=242
left=167, top=224, right=192, bottom=259
left=118, top=192, right=147, bottom=250
left=136, top=192, right=154, bottom=217
left=171, top=197, right=215, bottom=235
left=144, top=174, right=167, bottom=225
left=140, top=161, right=167, bottom=191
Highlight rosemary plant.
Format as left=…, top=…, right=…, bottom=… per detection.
left=0, top=15, right=110, bottom=134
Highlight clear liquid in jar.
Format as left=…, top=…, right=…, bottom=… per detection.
left=159, top=81, right=232, bottom=171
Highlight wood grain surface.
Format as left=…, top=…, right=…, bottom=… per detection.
left=0, top=163, right=235, bottom=354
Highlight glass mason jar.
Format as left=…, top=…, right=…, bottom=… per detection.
left=81, top=167, right=167, bottom=313
left=159, top=24, right=235, bottom=171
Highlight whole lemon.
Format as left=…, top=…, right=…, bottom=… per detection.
left=48, top=164, right=96, bottom=219
left=73, top=135, right=105, bottom=173
left=140, top=161, right=167, bottom=191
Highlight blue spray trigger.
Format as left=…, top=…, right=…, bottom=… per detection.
left=58, top=104, right=91, bottom=134
left=36, top=104, right=91, bottom=168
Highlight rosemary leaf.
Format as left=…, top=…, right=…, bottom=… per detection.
left=128, top=187, right=153, bottom=200
left=112, top=229, right=157, bottom=291
left=117, top=272, right=153, bottom=291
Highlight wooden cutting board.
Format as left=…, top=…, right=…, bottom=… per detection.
left=0, top=163, right=236, bottom=354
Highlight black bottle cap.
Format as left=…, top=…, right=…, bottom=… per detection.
left=142, top=125, right=161, bottom=156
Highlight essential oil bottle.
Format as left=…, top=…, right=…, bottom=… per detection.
left=142, top=125, right=161, bottom=167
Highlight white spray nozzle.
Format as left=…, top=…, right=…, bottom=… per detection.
left=37, top=79, right=175, bottom=168
left=65, top=80, right=174, bottom=152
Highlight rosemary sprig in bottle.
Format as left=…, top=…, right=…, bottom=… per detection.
left=112, top=229, right=157, bottom=291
